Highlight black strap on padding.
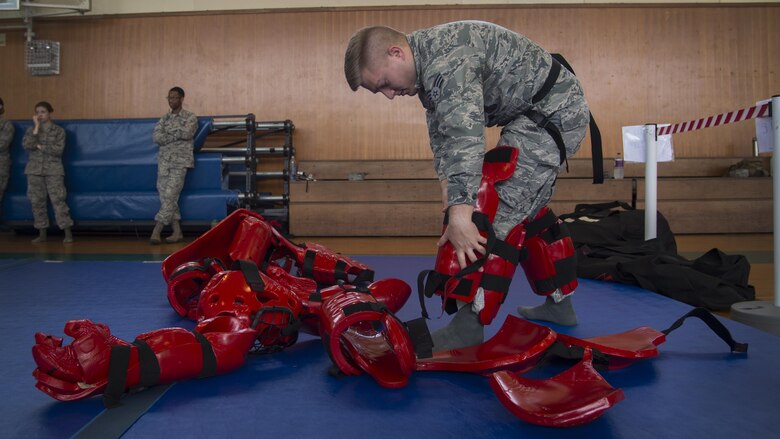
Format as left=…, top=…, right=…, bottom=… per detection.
left=524, top=208, right=558, bottom=240
left=102, top=345, right=132, bottom=409
left=537, top=341, right=611, bottom=370
left=342, top=301, right=388, bottom=316
left=405, top=317, right=434, bottom=359
left=545, top=53, right=603, bottom=184
left=131, top=339, right=161, bottom=389
left=354, top=268, right=375, bottom=284
left=335, top=260, right=347, bottom=282
left=492, top=239, right=521, bottom=265
left=480, top=273, right=512, bottom=298
left=230, top=259, right=265, bottom=292
left=303, top=250, right=316, bottom=278
left=662, top=307, right=748, bottom=354
left=532, top=254, right=578, bottom=292
left=418, top=210, right=523, bottom=319
left=191, top=330, right=218, bottom=378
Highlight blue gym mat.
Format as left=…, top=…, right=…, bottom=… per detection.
left=1, top=257, right=778, bottom=438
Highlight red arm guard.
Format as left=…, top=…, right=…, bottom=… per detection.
left=32, top=318, right=257, bottom=402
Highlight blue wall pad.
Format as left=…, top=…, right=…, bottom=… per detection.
left=1, top=257, right=778, bottom=439
left=2, top=118, right=236, bottom=223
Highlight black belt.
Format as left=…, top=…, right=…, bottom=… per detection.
left=526, top=54, right=604, bottom=184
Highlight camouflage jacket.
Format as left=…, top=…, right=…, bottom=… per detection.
left=0, top=117, right=13, bottom=159
left=408, top=20, right=586, bottom=206
left=22, top=122, right=66, bottom=176
left=153, top=108, right=198, bottom=168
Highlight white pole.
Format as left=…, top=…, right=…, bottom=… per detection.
left=644, top=124, right=658, bottom=240
left=772, top=95, right=780, bottom=307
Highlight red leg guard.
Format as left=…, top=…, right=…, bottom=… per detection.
left=270, top=237, right=375, bottom=286
left=477, top=223, right=526, bottom=325
left=423, top=147, right=522, bottom=323
left=519, top=207, right=578, bottom=297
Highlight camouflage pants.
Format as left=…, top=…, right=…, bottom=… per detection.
left=26, top=174, right=73, bottom=230
left=0, top=157, right=9, bottom=212
left=492, top=103, right=589, bottom=240
left=155, top=165, right=188, bottom=224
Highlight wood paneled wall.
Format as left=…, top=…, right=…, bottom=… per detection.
left=1, top=5, right=777, bottom=160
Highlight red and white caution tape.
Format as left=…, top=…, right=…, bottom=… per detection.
left=657, top=102, right=770, bottom=136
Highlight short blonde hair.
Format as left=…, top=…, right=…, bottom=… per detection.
left=344, top=26, right=407, bottom=91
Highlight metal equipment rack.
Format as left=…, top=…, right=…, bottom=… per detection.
left=201, top=114, right=295, bottom=229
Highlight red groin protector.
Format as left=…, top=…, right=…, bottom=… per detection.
left=415, top=315, right=557, bottom=374
left=556, top=327, right=666, bottom=370
left=488, top=348, right=625, bottom=427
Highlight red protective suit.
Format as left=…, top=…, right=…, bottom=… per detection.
left=31, top=210, right=745, bottom=429
left=32, top=210, right=412, bottom=402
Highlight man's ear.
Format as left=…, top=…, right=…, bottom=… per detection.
left=387, top=45, right=405, bottom=59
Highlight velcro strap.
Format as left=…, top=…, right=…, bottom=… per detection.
left=540, top=341, right=610, bottom=369
left=102, top=345, right=132, bottom=408
left=525, top=208, right=558, bottom=239
left=191, top=330, right=218, bottom=378
left=532, top=58, right=561, bottom=104
left=335, top=260, right=347, bottom=282
left=354, top=268, right=375, bottom=284
left=492, top=239, right=521, bottom=265
left=533, top=254, right=578, bottom=292
left=480, top=274, right=512, bottom=298
left=303, top=250, right=316, bottom=278
left=342, top=301, right=388, bottom=316
left=405, top=318, right=433, bottom=359
left=230, top=259, right=265, bottom=292
left=417, top=269, right=438, bottom=319
left=131, top=339, right=160, bottom=389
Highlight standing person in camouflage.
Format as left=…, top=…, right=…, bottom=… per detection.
left=150, top=86, right=198, bottom=245
left=0, top=97, right=14, bottom=217
left=345, top=21, right=589, bottom=350
left=22, top=101, right=74, bottom=243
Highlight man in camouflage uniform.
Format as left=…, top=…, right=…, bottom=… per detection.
left=345, top=21, right=589, bottom=350
left=23, top=101, right=74, bottom=243
left=151, top=86, right=198, bottom=244
left=0, top=98, right=14, bottom=217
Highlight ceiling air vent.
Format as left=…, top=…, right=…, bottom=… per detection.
left=26, top=40, right=60, bottom=76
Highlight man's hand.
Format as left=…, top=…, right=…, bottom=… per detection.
left=437, top=204, right=487, bottom=269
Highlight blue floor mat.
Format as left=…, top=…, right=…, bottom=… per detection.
left=2, top=256, right=779, bottom=439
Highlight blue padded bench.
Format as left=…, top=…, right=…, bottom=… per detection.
left=2, top=118, right=237, bottom=226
